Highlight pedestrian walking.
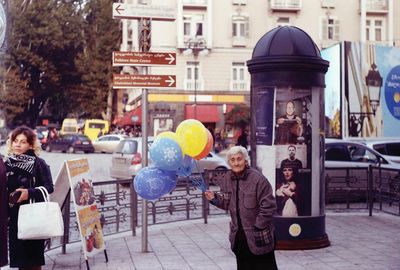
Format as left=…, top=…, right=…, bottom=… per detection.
left=5, top=126, right=54, bottom=270
left=205, top=146, right=278, bottom=270
left=0, top=159, right=7, bottom=267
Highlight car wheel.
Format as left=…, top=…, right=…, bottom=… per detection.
left=45, top=145, right=52, bottom=152
left=67, top=146, right=75, bottom=154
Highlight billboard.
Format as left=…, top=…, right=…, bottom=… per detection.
left=321, top=43, right=342, bottom=138
left=322, top=41, right=400, bottom=137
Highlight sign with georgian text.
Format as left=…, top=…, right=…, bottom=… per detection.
left=112, top=51, right=176, bottom=66
left=112, top=3, right=176, bottom=21
left=113, top=74, right=176, bottom=89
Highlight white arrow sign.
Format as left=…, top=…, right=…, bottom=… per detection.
left=165, top=76, right=175, bottom=87
left=112, top=3, right=176, bottom=21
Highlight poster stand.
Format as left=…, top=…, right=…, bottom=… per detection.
left=64, top=158, right=109, bottom=269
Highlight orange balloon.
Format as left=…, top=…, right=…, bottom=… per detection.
left=194, top=129, right=214, bottom=160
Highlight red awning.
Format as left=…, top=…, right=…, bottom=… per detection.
left=185, top=104, right=220, bottom=123
left=117, top=107, right=142, bottom=126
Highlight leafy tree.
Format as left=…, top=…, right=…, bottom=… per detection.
left=225, top=104, right=250, bottom=130
left=2, top=0, right=85, bottom=127
left=74, top=0, right=121, bottom=120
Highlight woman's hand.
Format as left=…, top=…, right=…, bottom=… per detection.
left=204, top=190, right=215, bottom=201
left=16, top=188, right=29, bottom=203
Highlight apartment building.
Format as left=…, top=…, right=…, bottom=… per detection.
left=115, top=0, right=400, bottom=137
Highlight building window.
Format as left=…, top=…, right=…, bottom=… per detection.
left=232, top=62, right=247, bottom=91
left=321, top=17, right=339, bottom=40
left=366, top=19, right=383, bottom=42
left=277, top=17, right=290, bottom=27
left=183, top=14, right=205, bottom=39
left=232, top=15, right=249, bottom=38
left=185, top=61, right=201, bottom=90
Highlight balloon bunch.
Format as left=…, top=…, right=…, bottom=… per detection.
left=134, top=119, right=213, bottom=200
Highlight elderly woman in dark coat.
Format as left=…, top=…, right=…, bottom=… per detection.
left=205, top=146, right=278, bottom=270
left=0, top=158, right=8, bottom=267
left=5, top=126, right=54, bottom=270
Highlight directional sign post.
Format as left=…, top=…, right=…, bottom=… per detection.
left=112, top=3, right=176, bottom=21
left=113, top=52, right=176, bottom=67
left=113, top=74, right=176, bottom=89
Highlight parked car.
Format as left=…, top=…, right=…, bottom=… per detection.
left=325, top=138, right=400, bottom=169
left=325, top=138, right=400, bottom=202
left=44, top=133, right=94, bottom=153
left=110, top=137, right=154, bottom=180
left=348, top=137, right=400, bottom=164
left=92, top=134, right=127, bottom=153
left=109, top=137, right=230, bottom=180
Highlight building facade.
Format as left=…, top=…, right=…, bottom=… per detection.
left=115, top=0, right=400, bottom=139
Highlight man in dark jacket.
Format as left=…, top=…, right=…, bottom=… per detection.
left=205, top=146, right=278, bottom=270
left=0, top=159, right=8, bottom=267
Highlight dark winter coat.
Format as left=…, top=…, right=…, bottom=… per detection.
left=0, top=159, right=7, bottom=267
left=6, top=152, right=54, bottom=268
left=211, top=167, right=276, bottom=255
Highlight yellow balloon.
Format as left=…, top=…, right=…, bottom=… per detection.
left=156, top=131, right=183, bottom=148
left=176, top=119, right=208, bottom=157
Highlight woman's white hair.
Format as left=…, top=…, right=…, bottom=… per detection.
left=226, top=146, right=250, bottom=163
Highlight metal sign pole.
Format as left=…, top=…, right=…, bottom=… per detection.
left=140, top=17, right=151, bottom=253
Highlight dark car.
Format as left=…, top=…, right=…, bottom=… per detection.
left=44, top=133, right=94, bottom=153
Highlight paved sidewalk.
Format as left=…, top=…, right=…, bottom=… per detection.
left=5, top=210, right=399, bottom=270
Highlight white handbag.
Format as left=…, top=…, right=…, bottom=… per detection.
left=18, top=186, right=64, bottom=240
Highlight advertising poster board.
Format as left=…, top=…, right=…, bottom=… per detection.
left=65, top=158, right=106, bottom=259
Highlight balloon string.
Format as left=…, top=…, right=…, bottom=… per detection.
left=192, top=161, right=207, bottom=192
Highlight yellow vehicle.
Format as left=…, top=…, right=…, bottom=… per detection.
left=84, top=119, right=109, bottom=141
left=60, top=118, right=79, bottom=135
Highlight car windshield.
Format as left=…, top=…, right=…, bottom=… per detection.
left=115, top=140, right=138, bottom=154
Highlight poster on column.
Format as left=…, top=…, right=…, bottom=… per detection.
left=274, top=88, right=312, bottom=217
left=65, top=158, right=106, bottom=258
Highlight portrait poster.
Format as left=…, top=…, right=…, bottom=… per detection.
left=65, top=158, right=106, bottom=258
left=274, top=88, right=312, bottom=217
left=153, top=118, right=173, bottom=136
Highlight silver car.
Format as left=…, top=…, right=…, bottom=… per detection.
left=325, top=139, right=400, bottom=201
left=109, top=137, right=229, bottom=180
left=355, top=138, right=400, bottom=164
left=92, top=134, right=127, bottom=153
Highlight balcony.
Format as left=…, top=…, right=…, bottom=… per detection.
left=183, top=0, right=208, bottom=9
left=364, top=0, right=388, bottom=14
left=270, top=0, right=302, bottom=11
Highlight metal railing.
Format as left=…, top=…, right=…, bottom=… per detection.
left=45, top=166, right=400, bottom=252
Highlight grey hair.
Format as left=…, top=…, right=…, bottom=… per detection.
left=226, top=146, right=250, bottom=163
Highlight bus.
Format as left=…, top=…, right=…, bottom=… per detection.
left=84, top=119, right=109, bottom=141
left=61, top=118, right=79, bottom=135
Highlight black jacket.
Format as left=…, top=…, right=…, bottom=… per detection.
left=0, top=159, right=8, bottom=267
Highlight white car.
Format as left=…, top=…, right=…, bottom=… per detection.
left=92, top=134, right=127, bottom=153
left=356, top=138, right=400, bottom=164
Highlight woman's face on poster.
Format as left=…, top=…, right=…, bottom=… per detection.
left=282, top=167, right=294, bottom=181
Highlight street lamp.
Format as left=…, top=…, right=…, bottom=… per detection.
left=349, top=62, right=383, bottom=136
left=183, top=37, right=209, bottom=119
left=365, top=62, right=383, bottom=114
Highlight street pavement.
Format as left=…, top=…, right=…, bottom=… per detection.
left=9, top=210, right=396, bottom=270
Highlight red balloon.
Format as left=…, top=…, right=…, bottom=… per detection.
left=194, top=129, right=214, bottom=160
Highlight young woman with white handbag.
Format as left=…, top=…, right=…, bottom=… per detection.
left=5, top=126, right=54, bottom=270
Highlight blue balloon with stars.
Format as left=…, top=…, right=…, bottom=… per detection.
left=134, top=167, right=176, bottom=200
left=149, top=137, right=183, bottom=171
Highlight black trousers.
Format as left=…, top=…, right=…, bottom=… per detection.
left=233, top=230, right=278, bottom=270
